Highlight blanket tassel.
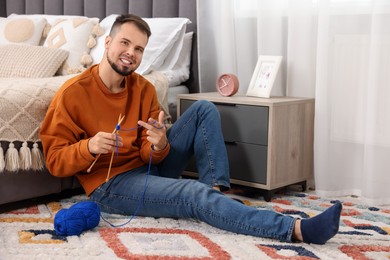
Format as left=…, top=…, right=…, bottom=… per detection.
left=32, top=142, right=45, bottom=170
left=5, top=142, right=19, bottom=172
left=19, top=142, right=32, bottom=170
left=0, top=146, right=5, bottom=172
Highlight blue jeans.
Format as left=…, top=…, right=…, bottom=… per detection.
left=90, top=100, right=295, bottom=242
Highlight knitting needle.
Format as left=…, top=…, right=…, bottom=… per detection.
left=105, top=148, right=116, bottom=182
left=105, top=114, right=125, bottom=181
left=86, top=114, right=125, bottom=173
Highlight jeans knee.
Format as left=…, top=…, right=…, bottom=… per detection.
left=194, top=99, right=215, bottom=109
left=193, top=100, right=219, bottom=119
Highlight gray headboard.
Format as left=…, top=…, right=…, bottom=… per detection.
left=0, top=0, right=199, bottom=93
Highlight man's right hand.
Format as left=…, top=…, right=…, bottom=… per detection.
left=88, top=132, right=123, bottom=155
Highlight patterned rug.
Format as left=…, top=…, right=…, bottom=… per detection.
left=1, top=188, right=389, bottom=259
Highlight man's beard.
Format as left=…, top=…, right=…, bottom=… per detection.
left=107, top=54, right=134, bottom=77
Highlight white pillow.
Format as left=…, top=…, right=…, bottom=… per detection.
left=161, top=32, right=193, bottom=87
left=43, top=17, right=100, bottom=75
left=139, top=17, right=190, bottom=75
left=157, top=24, right=187, bottom=72
left=90, top=15, right=190, bottom=75
left=0, top=17, right=47, bottom=45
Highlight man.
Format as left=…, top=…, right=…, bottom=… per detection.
left=40, top=14, right=342, bottom=244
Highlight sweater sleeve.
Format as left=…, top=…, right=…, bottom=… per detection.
left=40, top=92, right=95, bottom=178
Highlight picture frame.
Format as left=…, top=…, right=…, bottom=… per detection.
left=246, top=55, right=282, bottom=98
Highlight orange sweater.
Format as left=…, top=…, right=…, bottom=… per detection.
left=39, top=65, right=170, bottom=195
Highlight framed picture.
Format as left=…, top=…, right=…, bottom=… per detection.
left=246, top=55, right=282, bottom=98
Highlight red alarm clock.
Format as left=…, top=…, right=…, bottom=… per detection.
left=216, top=73, right=239, bottom=96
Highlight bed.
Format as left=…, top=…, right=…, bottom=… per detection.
left=0, top=0, right=198, bottom=206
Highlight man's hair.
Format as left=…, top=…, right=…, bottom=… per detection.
left=109, top=14, right=151, bottom=38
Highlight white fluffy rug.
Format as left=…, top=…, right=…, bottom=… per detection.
left=1, top=190, right=390, bottom=259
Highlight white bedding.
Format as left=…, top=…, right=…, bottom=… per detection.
left=0, top=75, right=75, bottom=142
left=168, top=85, right=190, bottom=107
left=168, top=85, right=190, bottom=122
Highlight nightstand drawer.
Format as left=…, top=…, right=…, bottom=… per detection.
left=226, top=142, right=267, bottom=184
left=180, top=100, right=269, bottom=145
left=185, top=142, right=268, bottom=185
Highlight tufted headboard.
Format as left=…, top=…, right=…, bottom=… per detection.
left=0, top=0, right=199, bottom=93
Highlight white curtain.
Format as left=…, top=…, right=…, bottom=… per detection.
left=198, top=0, right=390, bottom=205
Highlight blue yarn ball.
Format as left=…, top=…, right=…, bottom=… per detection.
left=54, top=201, right=100, bottom=236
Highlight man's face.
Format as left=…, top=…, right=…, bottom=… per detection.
left=105, top=22, right=148, bottom=76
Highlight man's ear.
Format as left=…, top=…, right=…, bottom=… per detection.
left=104, top=35, right=111, bottom=49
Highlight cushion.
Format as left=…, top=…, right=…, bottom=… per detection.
left=161, top=32, right=193, bottom=87
left=43, top=17, right=101, bottom=75
left=8, top=13, right=97, bottom=25
left=8, top=14, right=102, bottom=45
left=90, top=15, right=190, bottom=75
left=0, top=17, right=47, bottom=45
left=0, top=44, right=69, bottom=78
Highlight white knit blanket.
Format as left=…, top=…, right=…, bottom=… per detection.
left=0, top=75, right=75, bottom=172
left=0, top=75, right=75, bottom=142
left=0, top=71, right=169, bottom=172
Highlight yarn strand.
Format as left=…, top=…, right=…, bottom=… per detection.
left=90, top=115, right=164, bottom=227
left=100, top=148, right=153, bottom=228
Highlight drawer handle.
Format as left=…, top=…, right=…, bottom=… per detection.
left=213, top=102, right=236, bottom=107
left=224, top=141, right=237, bottom=145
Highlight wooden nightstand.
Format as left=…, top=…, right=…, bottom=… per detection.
left=177, top=92, right=315, bottom=201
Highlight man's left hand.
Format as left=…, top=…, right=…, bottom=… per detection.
left=137, top=111, right=168, bottom=151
